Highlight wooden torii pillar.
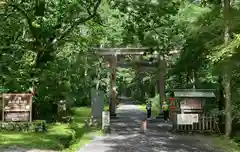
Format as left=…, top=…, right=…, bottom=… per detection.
left=109, top=54, right=117, bottom=117
left=157, top=49, right=180, bottom=116
left=94, top=48, right=147, bottom=117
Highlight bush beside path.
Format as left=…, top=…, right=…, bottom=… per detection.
left=0, top=107, right=102, bottom=152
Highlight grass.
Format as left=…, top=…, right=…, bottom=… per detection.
left=137, top=104, right=159, bottom=116
left=64, top=105, right=110, bottom=152
left=63, top=107, right=102, bottom=152
left=213, top=136, right=240, bottom=152
left=0, top=106, right=102, bottom=151
left=104, top=105, right=109, bottom=111
left=63, top=129, right=102, bottom=152
left=0, top=124, right=72, bottom=150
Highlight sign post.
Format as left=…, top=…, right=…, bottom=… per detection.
left=169, top=97, right=176, bottom=120
left=102, top=111, right=110, bottom=133
left=2, top=93, right=32, bottom=122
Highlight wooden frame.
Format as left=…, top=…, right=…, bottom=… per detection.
left=171, top=112, right=220, bottom=133
left=2, top=93, right=32, bottom=122
left=175, top=114, right=220, bottom=133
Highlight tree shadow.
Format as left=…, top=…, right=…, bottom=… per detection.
left=103, top=114, right=225, bottom=152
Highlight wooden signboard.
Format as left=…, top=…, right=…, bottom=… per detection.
left=2, top=93, right=32, bottom=122
left=177, top=114, right=199, bottom=125
left=180, top=98, right=202, bottom=110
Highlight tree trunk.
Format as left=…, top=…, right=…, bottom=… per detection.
left=218, top=76, right=225, bottom=133
left=150, top=83, right=155, bottom=97
left=223, top=0, right=232, bottom=137
left=155, top=81, right=158, bottom=96
left=223, top=70, right=232, bottom=137
left=158, top=55, right=166, bottom=114
left=191, top=70, right=196, bottom=89
left=186, top=71, right=190, bottom=88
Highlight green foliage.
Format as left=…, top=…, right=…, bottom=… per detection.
left=0, top=0, right=106, bottom=120
left=0, top=120, right=47, bottom=132
left=63, top=107, right=101, bottom=152
left=2, top=0, right=240, bottom=144
left=0, top=107, right=100, bottom=151
left=0, top=123, right=73, bottom=150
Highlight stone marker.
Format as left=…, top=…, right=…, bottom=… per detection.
left=91, top=89, right=104, bottom=119
left=102, top=111, right=110, bottom=133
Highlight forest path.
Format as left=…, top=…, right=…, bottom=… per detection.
left=79, top=102, right=225, bottom=152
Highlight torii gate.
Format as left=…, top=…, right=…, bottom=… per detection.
left=94, top=47, right=167, bottom=117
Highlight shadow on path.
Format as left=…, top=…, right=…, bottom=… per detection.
left=79, top=103, right=225, bottom=152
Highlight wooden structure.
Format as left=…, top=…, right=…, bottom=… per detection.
left=2, top=93, right=32, bottom=122
left=176, top=115, right=218, bottom=132
left=171, top=89, right=218, bottom=133
left=94, top=47, right=158, bottom=117
left=94, top=47, right=180, bottom=118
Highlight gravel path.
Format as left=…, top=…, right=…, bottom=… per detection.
left=79, top=103, right=225, bottom=152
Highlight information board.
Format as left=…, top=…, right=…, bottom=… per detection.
left=2, top=93, right=32, bottom=122
left=177, top=114, right=199, bottom=125
left=180, top=99, right=202, bottom=109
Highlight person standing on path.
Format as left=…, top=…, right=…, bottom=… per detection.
left=146, top=100, right=152, bottom=118
left=162, top=101, right=169, bottom=122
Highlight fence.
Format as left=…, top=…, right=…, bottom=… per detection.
left=174, top=114, right=220, bottom=133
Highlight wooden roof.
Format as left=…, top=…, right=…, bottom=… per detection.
left=174, top=90, right=215, bottom=98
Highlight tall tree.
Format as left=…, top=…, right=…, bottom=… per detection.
left=223, top=0, right=232, bottom=137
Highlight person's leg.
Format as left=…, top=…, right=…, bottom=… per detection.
left=166, top=110, right=169, bottom=121
left=147, top=109, right=150, bottom=118
left=163, top=111, right=167, bottom=121
left=149, top=108, right=151, bottom=118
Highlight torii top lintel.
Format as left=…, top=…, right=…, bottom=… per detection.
left=93, top=47, right=149, bottom=56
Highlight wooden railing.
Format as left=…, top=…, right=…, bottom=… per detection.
left=172, top=113, right=220, bottom=133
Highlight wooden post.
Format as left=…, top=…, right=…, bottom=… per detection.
left=102, top=111, right=110, bottom=129
left=169, top=98, right=175, bottom=120
left=30, top=94, right=33, bottom=122
left=2, top=95, right=4, bottom=122
left=109, top=54, right=117, bottom=117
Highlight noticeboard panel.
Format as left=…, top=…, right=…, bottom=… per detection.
left=2, top=93, right=32, bottom=122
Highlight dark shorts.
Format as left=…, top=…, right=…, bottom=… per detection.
left=163, top=110, right=169, bottom=120
left=147, top=109, right=151, bottom=118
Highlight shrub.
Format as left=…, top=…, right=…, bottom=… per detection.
left=0, top=120, right=48, bottom=132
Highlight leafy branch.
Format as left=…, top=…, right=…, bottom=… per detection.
left=7, top=0, right=102, bottom=52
